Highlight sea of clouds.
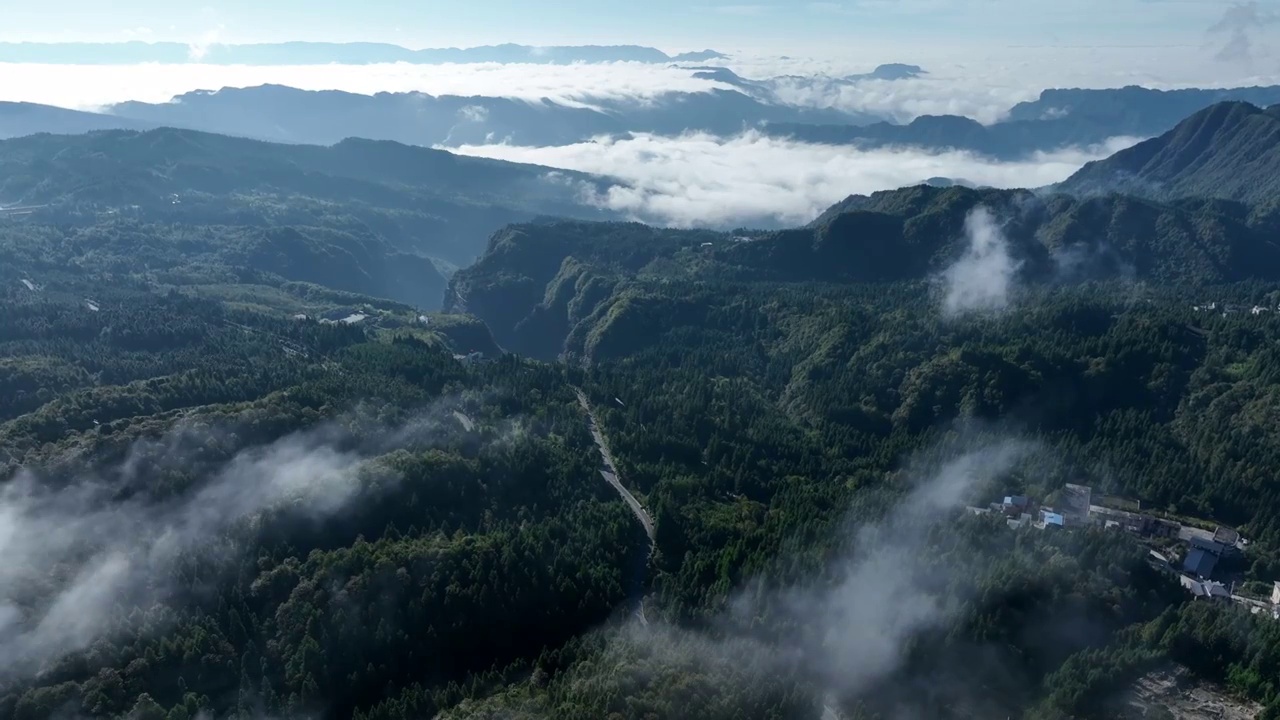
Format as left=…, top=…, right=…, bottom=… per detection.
left=3, top=43, right=1279, bottom=121
left=0, top=41, right=1267, bottom=229
left=460, top=132, right=1140, bottom=227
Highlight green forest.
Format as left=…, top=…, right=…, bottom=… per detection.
left=6, top=119, right=1280, bottom=719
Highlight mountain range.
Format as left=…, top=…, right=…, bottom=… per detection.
left=448, top=182, right=1280, bottom=360
left=6, top=84, right=1280, bottom=720
left=0, top=41, right=727, bottom=65
left=4, top=97, right=1277, bottom=320
left=1059, top=101, right=1280, bottom=204
left=766, top=85, right=1280, bottom=160
left=0, top=127, right=621, bottom=306
left=9, top=70, right=1280, bottom=161
left=104, top=83, right=882, bottom=147
left=0, top=79, right=885, bottom=146
left=8, top=82, right=1278, bottom=161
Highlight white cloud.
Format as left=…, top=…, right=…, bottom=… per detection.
left=712, top=4, right=773, bottom=15
left=454, top=131, right=1140, bottom=228
left=3, top=42, right=1280, bottom=123
left=0, top=61, right=739, bottom=112
left=457, top=104, right=490, bottom=122
left=719, top=45, right=1280, bottom=123
left=941, top=206, right=1020, bottom=317
left=0, top=401, right=468, bottom=678
left=187, top=25, right=226, bottom=61
left=603, top=437, right=1035, bottom=709
left=0, top=423, right=374, bottom=674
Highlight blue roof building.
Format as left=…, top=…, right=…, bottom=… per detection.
left=1183, top=547, right=1219, bottom=579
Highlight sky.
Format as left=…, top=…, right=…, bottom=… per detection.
left=0, top=0, right=1265, bottom=52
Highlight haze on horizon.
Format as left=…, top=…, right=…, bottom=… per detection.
left=2, top=0, right=1276, bottom=64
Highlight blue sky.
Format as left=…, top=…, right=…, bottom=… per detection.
left=0, top=0, right=1248, bottom=50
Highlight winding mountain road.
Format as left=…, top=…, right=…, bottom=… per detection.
left=574, top=388, right=655, bottom=542
left=574, top=387, right=654, bottom=625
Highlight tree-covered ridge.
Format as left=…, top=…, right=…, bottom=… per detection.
left=450, top=185, right=1280, bottom=357
left=431, top=195, right=1280, bottom=717
left=0, top=258, right=647, bottom=719
left=10, top=240, right=1280, bottom=718
left=1060, top=101, right=1280, bottom=204
left=0, top=127, right=615, bottom=269
left=452, top=208, right=1280, bottom=551
left=10, top=123, right=1280, bottom=719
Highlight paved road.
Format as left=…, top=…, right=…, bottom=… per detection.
left=574, top=387, right=654, bottom=625
left=574, top=388, right=656, bottom=543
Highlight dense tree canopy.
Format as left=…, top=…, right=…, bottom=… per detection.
left=7, top=128, right=1280, bottom=719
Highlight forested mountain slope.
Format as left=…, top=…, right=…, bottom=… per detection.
left=9, top=125, right=1280, bottom=719
left=436, top=194, right=1280, bottom=717
left=449, top=185, right=1280, bottom=357
left=0, top=128, right=614, bottom=269
left=0, top=222, right=649, bottom=719
left=1060, top=101, right=1280, bottom=203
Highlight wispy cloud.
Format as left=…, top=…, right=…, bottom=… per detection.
left=0, top=403, right=463, bottom=679
left=941, top=206, right=1021, bottom=317
left=0, top=61, right=738, bottom=111
left=456, top=131, right=1139, bottom=228
left=711, top=4, right=774, bottom=15
left=1207, top=1, right=1280, bottom=64
left=598, top=437, right=1036, bottom=711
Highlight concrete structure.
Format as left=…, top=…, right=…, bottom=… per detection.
left=1213, top=526, right=1241, bottom=546
left=1089, top=505, right=1180, bottom=538
left=453, top=351, right=487, bottom=365
left=1272, top=582, right=1280, bottom=606
left=1062, top=484, right=1092, bottom=524
left=1007, top=513, right=1033, bottom=530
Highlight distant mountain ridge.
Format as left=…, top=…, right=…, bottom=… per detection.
left=1058, top=101, right=1280, bottom=203
left=102, top=83, right=882, bottom=148
left=766, top=84, right=1280, bottom=160
left=0, top=102, right=156, bottom=139
left=1007, top=85, right=1280, bottom=123
left=0, top=41, right=726, bottom=65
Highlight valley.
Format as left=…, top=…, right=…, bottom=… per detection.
left=4, top=24, right=1280, bottom=719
